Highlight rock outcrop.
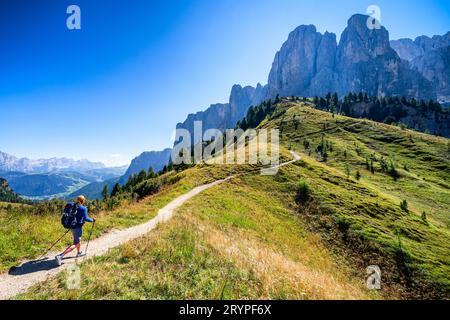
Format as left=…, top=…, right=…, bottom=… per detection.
left=391, top=32, right=450, bottom=104
left=176, top=84, right=266, bottom=142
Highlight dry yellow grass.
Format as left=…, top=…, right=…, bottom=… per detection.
left=195, top=217, right=370, bottom=300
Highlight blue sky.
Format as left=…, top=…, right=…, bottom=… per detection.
left=0, top=0, right=449, bottom=166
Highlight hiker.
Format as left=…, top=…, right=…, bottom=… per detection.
left=55, top=195, right=96, bottom=266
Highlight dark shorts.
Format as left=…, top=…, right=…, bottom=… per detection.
left=71, top=227, right=83, bottom=245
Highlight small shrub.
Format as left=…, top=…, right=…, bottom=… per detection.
left=134, top=178, right=162, bottom=199
left=344, top=163, right=351, bottom=179
left=295, top=180, right=311, bottom=204
left=400, top=200, right=409, bottom=212
left=421, top=211, right=428, bottom=223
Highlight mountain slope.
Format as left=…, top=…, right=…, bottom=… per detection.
left=312, top=94, right=449, bottom=137
left=15, top=100, right=450, bottom=300
left=175, top=84, right=266, bottom=144
left=119, top=148, right=172, bottom=184
left=67, top=177, right=119, bottom=200
left=0, top=178, right=22, bottom=203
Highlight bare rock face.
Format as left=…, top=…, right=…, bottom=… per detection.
left=391, top=38, right=425, bottom=62
left=175, top=83, right=267, bottom=144
left=229, top=84, right=266, bottom=128
left=267, top=26, right=339, bottom=98
left=176, top=103, right=229, bottom=135
left=415, top=33, right=450, bottom=55
left=267, top=14, right=436, bottom=101
left=175, top=14, right=448, bottom=144
left=336, top=15, right=435, bottom=100
left=120, top=148, right=172, bottom=183
left=411, top=46, right=450, bottom=103
left=268, top=25, right=325, bottom=97
left=391, top=32, right=450, bottom=104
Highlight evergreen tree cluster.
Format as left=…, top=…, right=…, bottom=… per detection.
left=312, top=92, right=446, bottom=128
left=237, top=100, right=276, bottom=130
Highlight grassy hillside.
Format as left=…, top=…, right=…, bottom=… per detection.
left=0, top=159, right=276, bottom=273
left=261, top=100, right=450, bottom=297
left=10, top=100, right=450, bottom=299
left=19, top=170, right=375, bottom=300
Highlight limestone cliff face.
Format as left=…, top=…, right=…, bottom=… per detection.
left=175, top=14, right=448, bottom=144
left=410, top=46, right=450, bottom=103
left=176, top=103, right=229, bottom=136
left=336, top=15, right=435, bottom=100
left=267, top=25, right=326, bottom=97
left=120, top=148, right=172, bottom=184
left=175, top=84, right=266, bottom=143
left=391, top=32, right=450, bottom=62
left=267, top=14, right=435, bottom=101
left=391, top=32, right=450, bottom=104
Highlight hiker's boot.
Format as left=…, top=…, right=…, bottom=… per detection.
left=55, top=255, right=63, bottom=266
left=76, top=251, right=84, bottom=258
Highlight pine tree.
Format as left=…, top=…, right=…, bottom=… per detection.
left=332, top=92, right=339, bottom=106
left=313, top=96, right=319, bottom=105
left=148, top=167, right=156, bottom=179
left=345, top=163, right=351, bottom=179
left=358, top=92, right=364, bottom=102
left=326, top=92, right=332, bottom=105
left=111, top=183, right=122, bottom=197
left=275, top=94, right=281, bottom=104
left=137, top=170, right=147, bottom=184
left=363, top=93, right=369, bottom=102
left=421, top=211, right=428, bottom=223
left=102, top=185, right=109, bottom=200
left=400, top=200, right=409, bottom=212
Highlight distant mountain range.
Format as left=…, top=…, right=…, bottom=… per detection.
left=0, top=150, right=127, bottom=199
left=68, top=148, right=172, bottom=200
left=119, top=148, right=172, bottom=184
left=0, top=151, right=105, bottom=173
left=176, top=14, right=450, bottom=140
left=0, top=166, right=127, bottom=199
left=0, top=147, right=172, bottom=200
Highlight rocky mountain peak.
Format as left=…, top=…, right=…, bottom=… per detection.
left=338, top=14, right=392, bottom=63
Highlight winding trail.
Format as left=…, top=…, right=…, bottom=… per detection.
left=0, top=152, right=300, bottom=300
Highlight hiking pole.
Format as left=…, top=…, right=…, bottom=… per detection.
left=36, top=229, right=70, bottom=262
left=82, top=220, right=96, bottom=263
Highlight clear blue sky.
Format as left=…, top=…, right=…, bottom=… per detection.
left=0, top=0, right=449, bottom=166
